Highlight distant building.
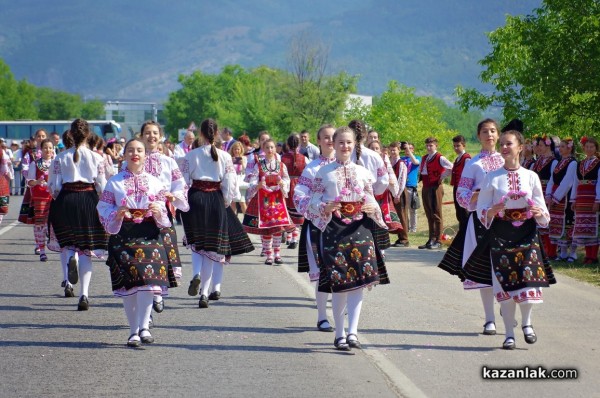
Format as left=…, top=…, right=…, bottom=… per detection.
left=346, top=93, right=373, bottom=109
left=104, top=101, right=165, bottom=138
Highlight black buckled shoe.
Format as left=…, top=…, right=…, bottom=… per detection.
left=346, top=333, right=362, bottom=349
left=317, top=319, right=334, bottom=332
left=153, top=299, right=164, bottom=313
left=199, top=295, right=209, bottom=308
left=139, top=328, right=154, bottom=344
left=522, top=325, right=537, bottom=344
left=67, top=256, right=79, bottom=285
left=334, top=336, right=350, bottom=351
left=187, top=274, right=201, bottom=296
left=502, top=337, right=516, bottom=350
left=482, top=321, right=497, bottom=335
left=77, top=295, right=89, bottom=311
left=287, top=242, right=298, bottom=249
left=208, top=291, right=221, bottom=301
left=64, top=285, right=75, bottom=298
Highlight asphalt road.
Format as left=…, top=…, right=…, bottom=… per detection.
left=0, top=196, right=597, bottom=398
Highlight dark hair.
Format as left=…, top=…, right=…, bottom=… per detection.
left=316, top=124, right=334, bottom=140
left=34, top=129, right=47, bottom=140
left=582, top=137, right=600, bottom=155
left=200, top=118, right=219, bottom=161
left=388, top=141, right=401, bottom=149
left=534, top=134, right=556, bottom=154
left=140, top=120, right=164, bottom=137
left=561, top=137, right=576, bottom=157
left=222, top=127, right=233, bottom=137
left=257, top=131, right=270, bottom=142
left=452, top=135, right=466, bottom=145
left=475, top=118, right=499, bottom=135
left=333, top=126, right=356, bottom=142
left=368, top=140, right=381, bottom=151
left=261, top=138, right=276, bottom=151
left=40, top=138, right=54, bottom=149
left=348, top=120, right=366, bottom=164
left=286, top=133, right=300, bottom=170
left=62, top=130, right=74, bottom=149
left=123, top=138, right=146, bottom=159
left=424, top=137, right=438, bottom=145
left=70, top=119, right=91, bottom=163
left=87, top=134, right=101, bottom=150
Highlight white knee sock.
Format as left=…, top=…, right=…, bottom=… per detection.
left=346, top=289, right=364, bottom=336
left=137, top=291, right=154, bottom=331
left=200, top=258, right=214, bottom=296
left=520, top=302, right=534, bottom=334
left=122, top=295, right=138, bottom=335
left=315, top=284, right=329, bottom=322
left=480, top=287, right=496, bottom=324
left=191, top=251, right=203, bottom=277
left=331, top=292, right=348, bottom=339
left=78, top=255, right=93, bottom=297
left=570, top=244, right=578, bottom=259
left=60, top=250, right=69, bottom=282
left=0, top=214, right=3, bottom=225
left=500, top=300, right=517, bottom=339
left=211, top=262, right=224, bottom=292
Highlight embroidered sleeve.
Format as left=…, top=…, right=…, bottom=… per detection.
left=96, top=183, right=123, bottom=234
left=476, top=175, right=495, bottom=229
left=363, top=178, right=386, bottom=229
left=396, top=162, right=407, bottom=194
left=552, top=161, right=577, bottom=203
left=180, top=158, right=191, bottom=185
left=168, top=160, right=190, bottom=212
left=531, top=173, right=550, bottom=227
left=385, top=158, right=400, bottom=197
left=280, top=162, right=291, bottom=197
left=372, top=157, right=389, bottom=196
left=221, top=155, right=237, bottom=207
left=456, top=177, right=476, bottom=210
left=245, top=161, right=260, bottom=200
left=293, top=175, right=313, bottom=216
left=48, top=158, right=62, bottom=198
left=306, top=176, right=331, bottom=231
left=95, top=156, right=107, bottom=194
left=152, top=190, right=172, bottom=228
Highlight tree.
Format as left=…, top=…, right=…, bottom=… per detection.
left=368, top=81, right=457, bottom=153
left=456, top=0, right=600, bottom=137
left=0, top=59, right=37, bottom=119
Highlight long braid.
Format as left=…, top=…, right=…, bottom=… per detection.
left=70, top=119, right=90, bottom=163
left=287, top=133, right=300, bottom=173
left=348, top=120, right=365, bottom=164
left=201, top=118, right=219, bottom=161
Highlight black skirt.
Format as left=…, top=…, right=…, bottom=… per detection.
left=317, top=216, right=389, bottom=293
left=225, top=206, right=255, bottom=256
left=48, top=187, right=108, bottom=252
left=106, top=220, right=176, bottom=291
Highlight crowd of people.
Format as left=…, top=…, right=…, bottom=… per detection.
left=0, top=116, right=598, bottom=351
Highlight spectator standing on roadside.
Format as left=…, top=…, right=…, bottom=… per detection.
left=221, top=127, right=237, bottom=152
left=299, top=130, right=320, bottom=161
left=10, top=141, right=23, bottom=195
left=402, top=142, right=421, bottom=232
left=451, top=135, right=472, bottom=229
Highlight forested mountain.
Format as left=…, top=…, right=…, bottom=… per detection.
left=0, top=0, right=540, bottom=101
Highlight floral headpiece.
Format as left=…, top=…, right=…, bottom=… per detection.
left=563, top=136, right=573, bottom=148
left=580, top=136, right=588, bottom=145
left=532, top=134, right=551, bottom=146
left=106, top=138, right=117, bottom=144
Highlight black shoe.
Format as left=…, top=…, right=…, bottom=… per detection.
left=139, top=328, right=154, bottom=344
left=199, top=295, right=209, bottom=308
left=317, top=319, right=334, bottom=332
left=61, top=280, right=67, bottom=288
left=265, top=258, right=273, bottom=265
left=346, top=333, right=362, bottom=349
left=287, top=242, right=298, bottom=249
left=208, top=291, right=221, bottom=301
left=64, top=285, right=75, bottom=298
left=127, top=333, right=141, bottom=348
left=502, top=337, right=516, bottom=350
left=274, top=257, right=283, bottom=265
left=187, top=274, right=201, bottom=296
left=418, top=241, right=433, bottom=249
left=67, top=256, right=79, bottom=285
left=428, top=241, right=442, bottom=249
left=482, top=321, right=497, bottom=335
left=394, top=241, right=410, bottom=247
left=77, top=295, right=89, bottom=311
left=334, top=336, right=351, bottom=351
left=522, top=325, right=537, bottom=344
left=153, top=299, right=164, bottom=313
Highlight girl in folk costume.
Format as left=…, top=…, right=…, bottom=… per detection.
left=243, top=138, right=292, bottom=265
left=281, top=133, right=307, bottom=249
left=546, top=138, right=578, bottom=262
left=388, top=142, right=409, bottom=247
left=348, top=120, right=391, bottom=250
left=19, top=129, right=47, bottom=254
left=229, top=141, right=248, bottom=214
left=439, top=118, right=504, bottom=335
left=521, top=138, right=536, bottom=169
left=367, top=140, right=403, bottom=234
left=48, top=119, right=108, bottom=311
left=26, top=139, right=56, bottom=262
left=97, top=139, right=176, bottom=347
left=450, top=135, right=472, bottom=229
left=571, top=137, right=600, bottom=264
left=294, top=124, right=336, bottom=333
left=139, top=121, right=190, bottom=315
left=307, top=126, right=389, bottom=351
left=182, top=119, right=253, bottom=308
left=0, top=145, right=13, bottom=226
left=531, top=134, right=558, bottom=258
left=89, top=134, right=116, bottom=179
left=467, top=130, right=555, bottom=350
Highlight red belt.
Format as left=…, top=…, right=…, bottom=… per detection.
left=496, top=207, right=529, bottom=222
left=338, top=201, right=363, bottom=218
left=192, top=180, right=221, bottom=192
left=62, top=182, right=95, bottom=192
left=124, top=208, right=153, bottom=223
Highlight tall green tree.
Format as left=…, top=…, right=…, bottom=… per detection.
left=0, top=59, right=37, bottom=119
left=456, top=0, right=600, bottom=137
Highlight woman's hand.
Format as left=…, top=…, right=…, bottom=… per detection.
left=323, top=201, right=341, bottom=214
left=470, top=191, right=479, bottom=206
left=148, top=202, right=162, bottom=218
left=116, top=206, right=129, bottom=219
left=165, top=192, right=175, bottom=202
left=487, top=202, right=505, bottom=220
left=529, top=205, right=545, bottom=218
left=361, top=203, right=377, bottom=214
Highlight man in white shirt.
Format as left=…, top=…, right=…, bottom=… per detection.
left=10, top=141, right=23, bottom=195
left=299, top=130, right=319, bottom=161
left=418, top=137, right=453, bottom=249
left=173, top=131, right=196, bottom=167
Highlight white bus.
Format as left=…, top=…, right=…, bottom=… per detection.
left=0, top=120, right=122, bottom=142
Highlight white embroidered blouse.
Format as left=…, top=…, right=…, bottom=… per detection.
left=144, top=151, right=189, bottom=212
left=97, top=170, right=170, bottom=235
left=181, top=145, right=237, bottom=207
left=456, top=150, right=504, bottom=211
left=350, top=145, right=389, bottom=196
left=477, top=166, right=550, bottom=229
left=307, top=160, right=386, bottom=232
left=293, top=155, right=335, bottom=217
left=48, top=146, right=106, bottom=198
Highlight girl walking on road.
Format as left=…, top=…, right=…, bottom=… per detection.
left=307, top=126, right=389, bottom=351
left=281, top=133, right=306, bottom=249
left=466, top=129, right=556, bottom=350
left=97, top=138, right=177, bottom=347
left=48, top=119, right=108, bottom=311
left=0, top=144, right=13, bottom=226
